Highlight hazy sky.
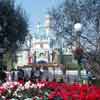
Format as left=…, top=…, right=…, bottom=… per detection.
left=15, top=0, right=63, bottom=34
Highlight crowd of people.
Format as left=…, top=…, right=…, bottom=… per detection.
left=0, top=65, right=79, bottom=84
left=7, top=66, right=64, bottom=82
left=0, top=63, right=95, bottom=85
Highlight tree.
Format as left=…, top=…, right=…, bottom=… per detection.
left=48, top=0, right=100, bottom=79
left=49, top=0, right=100, bottom=50
left=0, top=0, right=28, bottom=70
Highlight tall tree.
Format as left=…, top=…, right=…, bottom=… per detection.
left=0, top=0, right=28, bottom=70
left=49, top=0, right=100, bottom=50
left=49, top=0, right=100, bottom=79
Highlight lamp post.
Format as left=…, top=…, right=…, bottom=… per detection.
left=74, top=23, right=82, bottom=47
left=74, top=23, right=83, bottom=83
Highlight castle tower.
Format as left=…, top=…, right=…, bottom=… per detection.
left=44, top=14, right=53, bottom=38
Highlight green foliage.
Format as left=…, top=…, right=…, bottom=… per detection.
left=92, top=79, right=100, bottom=86
left=0, top=0, right=28, bottom=53
left=3, top=51, right=13, bottom=70
left=0, top=70, right=6, bottom=83
left=0, top=0, right=29, bottom=69
left=59, top=77, right=64, bottom=83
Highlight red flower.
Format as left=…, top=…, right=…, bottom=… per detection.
left=81, top=84, right=89, bottom=93
left=60, top=90, right=69, bottom=100
left=80, top=92, right=86, bottom=100
left=47, top=82, right=58, bottom=90
left=86, top=93, right=97, bottom=100
left=70, top=84, right=81, bottom=93
left=60, top=83, right=69, bottom=91
left=18, top=79, right=24, bottom=85
left=48, top=91, right=57, bottom=99
left=72, top=94, right=80, bottom=100
left=96, top=94, right=100, bottom=100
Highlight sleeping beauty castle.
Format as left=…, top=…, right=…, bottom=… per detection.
left=16, top=15, right=73, bottom=68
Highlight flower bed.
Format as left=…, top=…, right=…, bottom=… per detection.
left=0, top=81, right=100, bottom=100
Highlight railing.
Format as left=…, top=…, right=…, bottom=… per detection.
left=17, top=64, right=64, bottom=68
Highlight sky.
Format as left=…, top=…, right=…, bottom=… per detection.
left=15, top=0, right=63, bottom=34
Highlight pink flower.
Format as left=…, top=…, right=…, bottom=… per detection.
left=0, top=86, right=7, bottom=95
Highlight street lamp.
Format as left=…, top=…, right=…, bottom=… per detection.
left=74, top=23, right=83, bottom=83
left=74, top=23, right=82, bottom=32
left=74, top=23, right=82, bottom=47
